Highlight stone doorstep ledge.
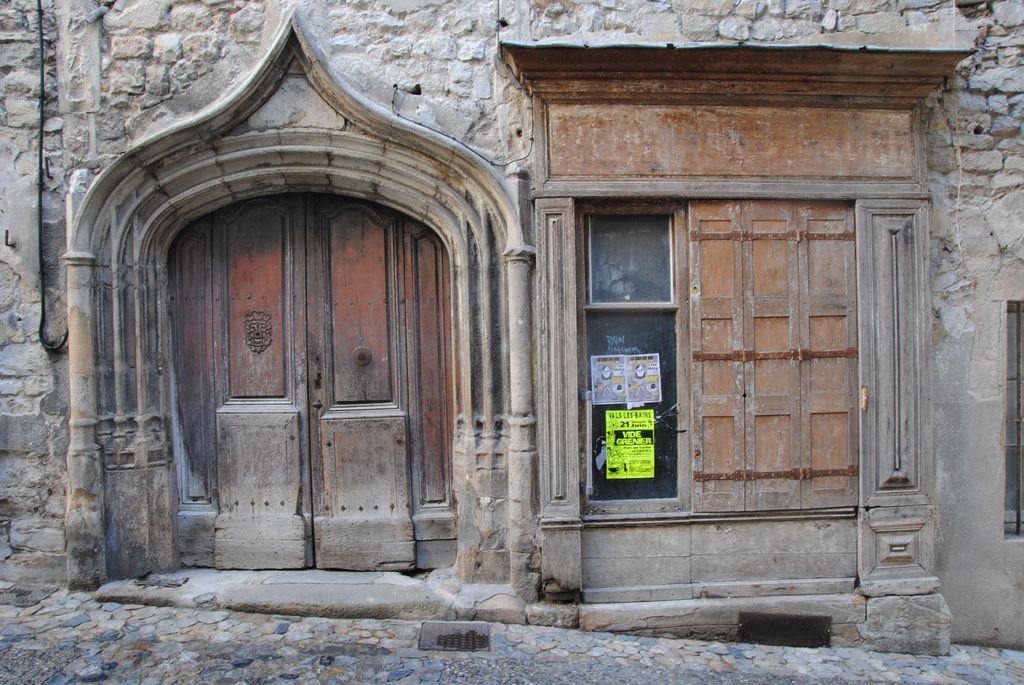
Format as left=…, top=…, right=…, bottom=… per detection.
left=93, top=569, right=951, bottom=656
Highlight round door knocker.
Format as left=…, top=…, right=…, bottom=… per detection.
left=352, top=346, right=373, bottom=367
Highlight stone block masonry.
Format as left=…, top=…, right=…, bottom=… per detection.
left=0, top=0, right=69, bottom=587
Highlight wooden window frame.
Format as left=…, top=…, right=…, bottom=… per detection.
left=577, top=202, right=691, bottom=516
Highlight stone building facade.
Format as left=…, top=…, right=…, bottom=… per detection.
left=0, top=0, right=1021, bottom=653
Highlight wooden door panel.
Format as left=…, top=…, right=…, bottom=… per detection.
left=172, top=194, right=451, bottom=571
left=690, top=201, right=745, bottom=511
left=307, top=197, right=418, bottom=570
left=325, top=207, right=392, bottom=403
left=225, top=206, right=291, bottom=399
left=745, top=202, right=801, bottom=510
left=799, top=202, right=859, bottom=507
left=314, top=413, right=415, bottom=570
left=214, top=410, right=307, bottom=568
left=170, top=222, right=216, bottom=506
left=405, top=228, right=453, bottom=510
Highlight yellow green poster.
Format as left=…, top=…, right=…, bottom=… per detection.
left=604, top=409, right=655, bottom=479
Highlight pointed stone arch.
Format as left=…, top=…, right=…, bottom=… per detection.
left=64, top=12, right=537, bottom=595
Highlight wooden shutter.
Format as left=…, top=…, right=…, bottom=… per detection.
left=691, top=201, right=858, bottom=512
left=799, top=203, right=859, bottom=507
left=690, top=201, right=745, bottom=512
left=745, top=202, right=802, bottom=510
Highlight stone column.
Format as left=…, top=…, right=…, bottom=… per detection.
left=64, top=251, right=104, bottom=589
left=505, top=245, right=539, bottom=601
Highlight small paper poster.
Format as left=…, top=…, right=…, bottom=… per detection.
left=626, top=353, right=662, bottom=405
left=590, top=355, right=627, bottom=405
left=604, top=409, right=655, bottom=479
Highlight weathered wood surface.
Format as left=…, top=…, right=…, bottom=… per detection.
left=690, top=577, right=856, bottom=599
left=583, top=556, right=691, bottom=589
left=214, top=514, right=308, bottom=569
left=582, top=525, right=690, bottom=559
left=176, top=512, right=215, bottom=567
left=169, top=221, right=216, bottom=506
left=224, top=202, right=293, bottom=399
left=321, top=204, right=392, bottom=403
left=314, top=414, right=415, bottom=570
left=169, top=194, right=453, bottom=571
left=214, top=410, right=307, bottom=569
left=857, top=202, right=929, bottom=502
left=535, top=198, right=584, bottom=595
left=690, top=201, right=858, bottom=512
left=403, top=224, right=453, bottom=512
left=580, top=518, right=857, bottom=590
left=547, top=105, right=914, bottom=181
left=690, top=553, right=856, bottom=582
left=502, top=43, right=970, bottom=100
left=690, top=519, right=855, bottom=555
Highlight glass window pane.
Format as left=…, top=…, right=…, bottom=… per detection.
left=587, top=311, right=677, bottom=501
left=589, top=215, right=672, bottom=304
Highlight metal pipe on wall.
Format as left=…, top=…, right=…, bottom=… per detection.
left=37, top=0, right=68, bottom=352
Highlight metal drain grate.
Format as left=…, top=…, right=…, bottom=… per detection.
left=737, top=611, right=832, bottom=648
left=0, top=586, right=57, bottom=608
left=419, top=621, right=490, bottom=651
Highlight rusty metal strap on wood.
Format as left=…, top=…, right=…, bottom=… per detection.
left=689, top=231, right=855, bottom=242
left=693, top=466, right=859, bottom=482
left=692, top=348, right=858, bottom=362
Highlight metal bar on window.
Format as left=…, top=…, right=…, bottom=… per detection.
left=1009, top=302, right=1023, bottom=536
left=1016, top=302, right=1023, bottom=536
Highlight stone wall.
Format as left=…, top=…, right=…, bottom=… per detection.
left=927, top=1, right=1024, bottom=650
left=0, top=0, right=69, bottom=586
left=1, top=0, right=1022, bottom=648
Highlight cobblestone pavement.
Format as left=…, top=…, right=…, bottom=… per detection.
left=1, top=590, right=1023, bottom=684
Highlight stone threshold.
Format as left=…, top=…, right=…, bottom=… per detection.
left=94, top=568, right=575, bottom=628
left=94, top=568, right=950, bottom=655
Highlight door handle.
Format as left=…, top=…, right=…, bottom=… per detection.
left=312, top=399, right=323, bottom=410
left=352, top=346, right=372, bottom=367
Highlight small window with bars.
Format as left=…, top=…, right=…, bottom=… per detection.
left=1008, top=302, right=1023, bottom=536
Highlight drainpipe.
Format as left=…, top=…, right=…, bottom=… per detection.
left=37, top=0, right=68, bottom=352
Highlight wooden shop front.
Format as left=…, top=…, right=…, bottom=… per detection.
left=502, top=43, right=967, bottom=607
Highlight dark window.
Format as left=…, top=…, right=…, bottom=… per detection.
left=1007, top=302, right=1023, bottom=536
left=585, top=215, right=679, bottom=502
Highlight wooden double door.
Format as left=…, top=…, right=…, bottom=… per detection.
left=170, top=194, right=452, bottom=570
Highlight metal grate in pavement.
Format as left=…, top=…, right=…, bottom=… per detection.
left=738, top=611, right=832, bottom=648
left=0, top=586, right=56, bottom=607
left=419, top=621, right=491, bottom=651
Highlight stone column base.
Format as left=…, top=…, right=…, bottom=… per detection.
left=858, top=594, right=952, bottom=656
